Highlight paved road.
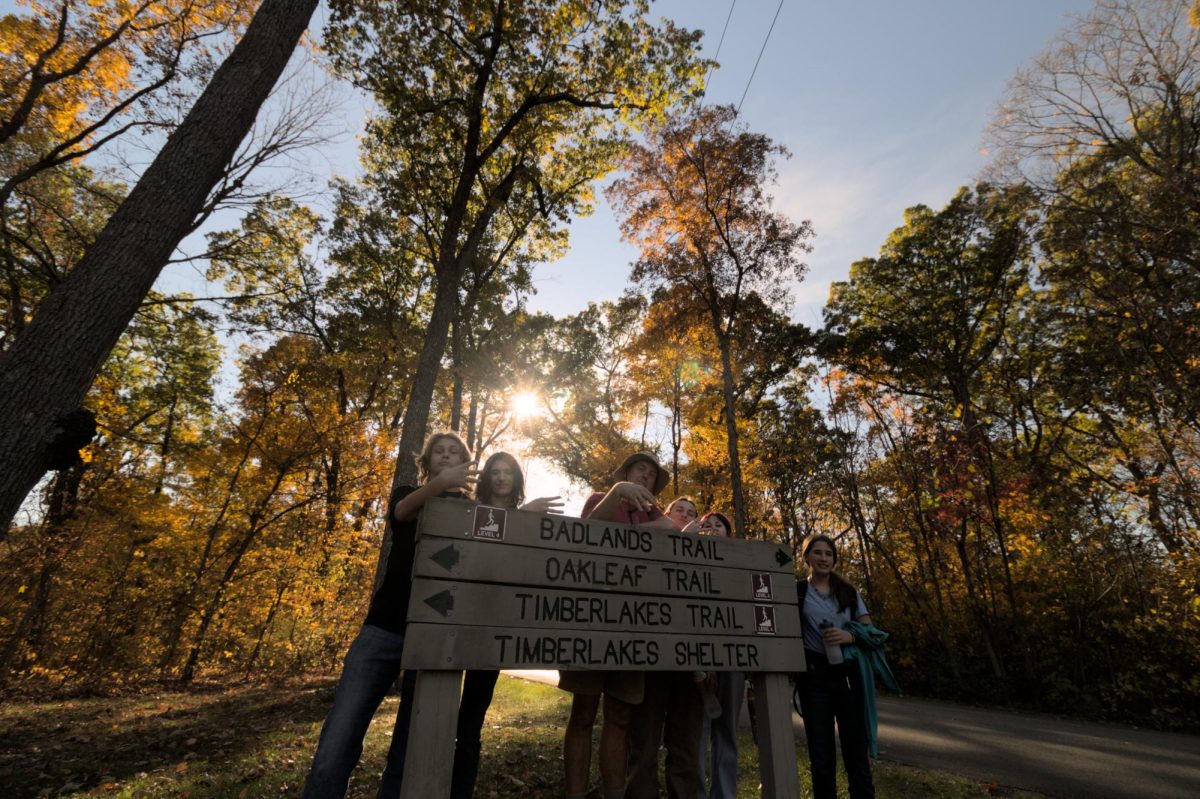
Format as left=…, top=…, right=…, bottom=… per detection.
left=861, top=695, right=1199, bottom=799
left=506, top=671, right=1200, bottom=798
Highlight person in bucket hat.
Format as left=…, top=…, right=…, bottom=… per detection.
left=558, top=450, right=676, bottom=799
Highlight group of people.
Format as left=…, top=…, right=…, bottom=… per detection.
left=302, top=431, right=886, bottom=799
left=560, top=451, right=741, bottom=799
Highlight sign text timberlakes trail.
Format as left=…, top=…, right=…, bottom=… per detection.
left=406, top=578, right=802, bottom=637
left=401, top=498, right=807, bottom=672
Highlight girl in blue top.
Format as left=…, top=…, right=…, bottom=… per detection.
left=797, top=534, right=875, bottom=799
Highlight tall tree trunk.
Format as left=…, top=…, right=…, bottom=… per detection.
left=375, top=263, right=462, bottom=590
left=670, top=363, right=682, bottom=496
left=0, top=0, right=319, bottom=534
left=450, top=313, right=464, bottom=433
left=0, top=465, right=84, bottom=684
left=155, top=395, right=177, bottom=495
left=466, top=392, right=480, bottom=454
left=245, top=574, right=292, bottom=677
left=715, top=332, right=749, bottom=539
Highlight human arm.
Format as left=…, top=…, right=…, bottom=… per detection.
left=391, top=463, right=480, bottom=522
left=583, top=481, right=659, bottom=521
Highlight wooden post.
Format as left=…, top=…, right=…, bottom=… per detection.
left=398, top=669, right=463, bottom=799
left=753, top=671, right=801, bottom=799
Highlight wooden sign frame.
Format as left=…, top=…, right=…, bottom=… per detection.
left=398, top=498, right=805, bottom=799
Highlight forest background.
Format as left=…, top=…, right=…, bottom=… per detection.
left=1, top=0, right=1198, bottom=734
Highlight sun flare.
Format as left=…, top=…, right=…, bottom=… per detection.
left=510, top=391, right=542, bottom=420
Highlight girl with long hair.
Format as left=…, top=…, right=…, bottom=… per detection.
left=304, top=431, right=477, bottom=799
left=796, top=534, right=874, bottom=799
left=453, top=451, right=562, bottom=799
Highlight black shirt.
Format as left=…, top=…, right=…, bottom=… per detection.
left=363, top=485, right=467, bottom=633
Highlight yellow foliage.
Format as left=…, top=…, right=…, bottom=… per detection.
left=1, top=0, right=253, bottom=179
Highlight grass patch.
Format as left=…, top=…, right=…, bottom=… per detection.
left=1, top=675, right=1039, bottom=798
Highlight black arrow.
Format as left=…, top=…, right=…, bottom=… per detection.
left=775, top=550, right=792, bottom=567
left=431, top=543, right=460, bottom=571
left=423, top=589, right=455, bottom=617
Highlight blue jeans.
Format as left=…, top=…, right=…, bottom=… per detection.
left=797, top=651, right=874, bottom=799
left=304, top=626, right=497, bottom=799
left=303, top=625, right=416, bottom=799
left=697, top=671, right=744, bottom=799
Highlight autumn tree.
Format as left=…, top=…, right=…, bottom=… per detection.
left=991, top=0, right=1200, bottom=552
left=0, top=0, right=320, bottom=534
left=530, top=297, right=648, bottom=488
left=206, top=196, right=405, bottom=553
left=324, top=0, right=703, bottom=494
left=608, top=104, right=812, bottom=538
left=822, top=184, right=1041, bottom=686
left=625, top=291, right=713, bottom=495
left=0, top=0, right=256, bottom=205
left=0, top=297, right=221, bottom=685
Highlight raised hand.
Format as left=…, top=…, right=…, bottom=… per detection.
left=432, top=463, right=480, bottom=493
left=521, top=496, right=565, bottom=514
left=615, top=481, right=658, bottom=513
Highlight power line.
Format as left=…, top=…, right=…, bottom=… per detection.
left=736, top=0, right=785, bottom=115
left=700, top=0, right=738, bottom=104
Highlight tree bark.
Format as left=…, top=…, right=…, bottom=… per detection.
left=373, top=264, right=462, bottom=592
left=716, top=332, right=749, bottom=539
left=0, top=0, right=319, bottom=534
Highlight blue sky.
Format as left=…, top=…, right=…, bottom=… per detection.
left=529, top=0, right=1096, bottom=330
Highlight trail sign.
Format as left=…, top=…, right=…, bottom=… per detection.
left=404, top=578, right=802, bottom=637
left=399, top=498, right=805, bottom=799
left=412, top=537, right=792, bottom=602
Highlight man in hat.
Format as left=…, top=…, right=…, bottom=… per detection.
left=559, top=452, right=675, bottom=799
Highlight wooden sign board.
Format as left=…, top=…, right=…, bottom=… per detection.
left=412, top=536, right=794, bottom=603
left=402, top=622, right=804, bottom=671
left=406, top=578, right=801, bottom=637
left=399, top=498, right=804, bottom=799
left=420, top=498, right=796, bottom=574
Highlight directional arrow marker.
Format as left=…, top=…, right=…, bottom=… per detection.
left=423, top=589, right=455, bottom=617
left=431, top=543, right=461, bottom=571
left=775, top=550, right=792, bottom=567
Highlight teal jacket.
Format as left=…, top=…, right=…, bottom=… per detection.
left=842, top=620, right=900, bottom=758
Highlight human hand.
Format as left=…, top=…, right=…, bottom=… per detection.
left=822, top=625, right=854, bottom=647
left=681, top=518, right=702, bottom=533
left=615, top=481, right=658, bottom=513
left=521, top=496, right=565, bottom=514
left=431, top=463, right=480, bottom=493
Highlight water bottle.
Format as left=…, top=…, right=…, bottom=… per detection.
left=818, top=620, right=844, bottom=665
